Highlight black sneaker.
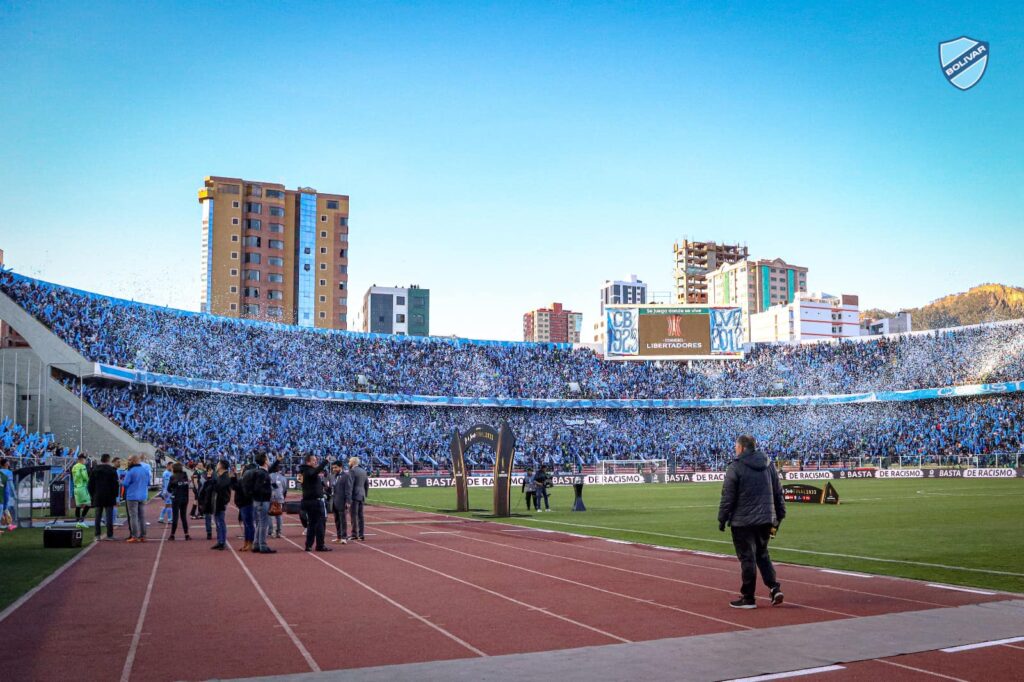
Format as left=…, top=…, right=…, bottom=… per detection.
left=316, top=546, right=333, bottom=552
left=259, top=547, right=277, bottom=554
left=210, top=543, right=225, bottom=550
left=729, top=597, right=757, bottom=609
left=770, top=587, right=784, bottom=606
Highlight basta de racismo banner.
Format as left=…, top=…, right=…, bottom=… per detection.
left=604, top=305, right=744, bottom=361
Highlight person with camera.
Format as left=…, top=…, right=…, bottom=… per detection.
left=717, top=435, right=786, bottom=609
left=299, top=454, right=331, bottom=552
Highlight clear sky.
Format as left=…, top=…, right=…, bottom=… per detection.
left=1, top=1, right=1021, bottom=340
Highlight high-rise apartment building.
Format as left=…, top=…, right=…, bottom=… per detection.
left=359, top=285, right=430, bottom=336
left=198, top=176, right=350, bottom=329
left=674, top=239, right=748, bottom=304
left=523, top=303, right=583, bottom=344
left=707, top=258, right=809, bottom=340
left=594, top=275, right=647, bottom=343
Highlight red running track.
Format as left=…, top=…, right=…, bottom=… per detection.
left=0, top=501, right=1020, bottom=682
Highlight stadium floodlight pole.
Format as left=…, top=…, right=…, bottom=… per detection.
left=13, top=350, right=18, bottom=428
left=37, top=359, right=42, bottom=433
left=0, top=351, right=5, bottom=419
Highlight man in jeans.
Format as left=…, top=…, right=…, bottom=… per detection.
left=210, top=459, right=232, bottom=550
left=249, top=453, right=281, bottom=554
left=718, top=435, right=786, bottom=609
left=122, top=455, right=152, bottom=543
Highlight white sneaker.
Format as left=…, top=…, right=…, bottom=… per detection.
left=340, top=538, right=348, bottom=545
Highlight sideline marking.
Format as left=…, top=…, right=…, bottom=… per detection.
left=120, top=525, right=169, bottom=682
left=727, top=665, right=845, bottom=681
left=941, top=635, right=1024, bottom=652
left=875, top=659, right=968, bottom=680
left=282, top=537, right=488, bottom=656
left=375, top=526, right=753, bottom=629
left=229, top=543, right=320, bottom=673
left=0, top=540, right=96, bottom=625
left=354, top=537, right=631, bottom=644
left=927, top=583, right=996, bottom=596
left=820, top=569, right=873, bottom=578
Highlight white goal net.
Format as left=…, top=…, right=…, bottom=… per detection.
left=595, top=459, right=668, bottom=476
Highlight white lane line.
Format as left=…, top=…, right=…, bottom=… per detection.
left=604, top=538, right=632, bottom=545
left=655, top=546, right=685, bottom=552
left=353, top=538, right=631, bottom=644
left=691, top=550, right=731, bottom=558
left=1003, top=643, right=1024, bottom=651
left=450, top=529, right=858, bottom=618
left=120, top=525, right=169, bottom=682
left=820, top=569, right=873, bottom=578
left=941, top=635, right=1024, bottom=652
left=0, top=540, right=96, bottom=625
left=875, top=659, right=968, bottom=681
left=927, top=584, right=997, bottom=595
left=726, top=665, right=845, bottom=681
left=375, top=526, right=753, bottom=629
left=229, top=543, right=320, bottom=673
left=419, top=531, right=461, bottom=535
left=282, top=537, right=488, bottom=656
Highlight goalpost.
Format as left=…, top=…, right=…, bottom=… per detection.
left=595, top=459, right=669, bottom=476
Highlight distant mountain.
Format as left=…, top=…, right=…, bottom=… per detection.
left=865, top=284, right=1024, bottom=331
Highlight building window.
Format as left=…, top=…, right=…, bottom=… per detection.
left=243, top=304, right=260, bottom=315
left=243, top=236, right=261, bottom=247
left=265, top=189, right=285, bottom=199
left=338, top=265, right=347, bottom=274
left=339, top=249, right=346, bottom=258
left=230, top=303, right=237, bottom=311
left=319, top=312, right=326, bottom=319
left=230, top=252, right=238, bottom=259
left=339, top=297, right=347, bottom=306
left=319, top=279, right=326, bottom=286
left=320, top=230, right=327, bottom=238
left=320, top=215, right=327, bottom=222
left=244, top=287, right=260, bottom=298
left=244, top=253, right=261, bottom=264
left=269, top=223, right=284, bottom=233
left=303, top=264, right=310, bottom=272
left=231, top=234, right=239, bottom=242
left=232, top=217, right=239, bottom=225
left=268, top=239, right=284, bottom=249
left=268, top=290, right=283, bottom=300
left=246, top=219, right=261, bottom=230
left=320, top=263, right=326, bottom=270
left=244, top=270, right=260, bottom=281
left=320, top=247, right=327, bottom=254
left=319, top=295, right=326, bottom=302
left=229, top=286, right=238, bottom=293
left=218, top=184, right=240, bottom=194
left=232, top=201, right=240, bottom=209
left=267, top=306, right=283, bottom=317
left=246, top=202, right=262, bottom=213
left=248, top=185, right=263, bottom=197
left=268, top=273, right=284, bottom=283
left=397, top=296, right=406, bottom=305
left=339, top=217, right=348, bottom=227
left=269, top=206, right=285, bottom=217
left=340, top=313, right=346, bottom=322
left=338, top=282, right=345, bottom=290
left=396, top=314, right=406, bottom=323
left=230, top=268, right=238, bottom=276
left=268, top=256, right=284, bottom=266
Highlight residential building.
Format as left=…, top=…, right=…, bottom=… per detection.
left=198, top=176, right=350, bottom=329
left=861, top=311, right=912, bottom=336
left=360, top=285, right=430, bottom=336
left=594, top=275, right=647, bottom=343
left=674, top=239, right=748, bottom=304
left=707, top=257, right=809, bottom=340
left=749, top=292, right=861, bottom=343
left=523, top=303, right=583, bottom=343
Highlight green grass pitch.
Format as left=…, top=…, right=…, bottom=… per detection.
left=371, top=479, right=1024, bottom=594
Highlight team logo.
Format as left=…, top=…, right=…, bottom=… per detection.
left=939, top=37, right=989, bottom=91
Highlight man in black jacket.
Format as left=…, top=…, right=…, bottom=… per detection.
left=329, top=461, right=352, bottom=544
left=249, top=454, right=281, bottom=554
left=210, top=460, right=233, bottom=550
left=718, top=435, right=786, bottom=609
left=87, top=454, right=120, bottom=541
left=299, top=454, right=331, bottom=552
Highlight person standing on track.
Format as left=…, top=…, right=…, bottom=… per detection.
left=270, top=461, right=287, bottom=539
left=348, top=456, right=368, bottom=542
left=168, top=462, right=191, bottom=541
left=329, top=460, right=352, bottom=544
left=158, top=461, right=174, bottom=524
left=210, top=459, right=232, bottom=550
left=249, top=453, right=280, bottom=554
left=123, top=455, right=151, bottom=544
left=87, top=454, right=119, bottom=542
left=717, top=435, right=786, bottom=609
left=198, top=468, right=216, bottom=540
left=235, top=462, right=257, bottom=552
left=299, top=454, right=331, bottom=552
left=71, top=453, right=91, bottom=522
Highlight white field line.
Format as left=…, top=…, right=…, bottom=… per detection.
left=727, top=665, right=846, bottom=681
left=229, top=542, right=320, bottom=673
left=875, top=658, right=968, bottom=680
left=120, top=525, right=169, bottom=682
left=820, top=569, right=873, bottom=578
left=941, top=635, right=1024, bottom=652
left=282, top=536, right=487, bottom=657
left=0, top=540, right=96, bottom=625
left=373, top=525, right=753, bottom=629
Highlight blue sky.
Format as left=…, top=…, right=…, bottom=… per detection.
left=1, top=1, right=1021, bottom=340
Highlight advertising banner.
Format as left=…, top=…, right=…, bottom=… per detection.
left=604, top=305, right=743, bottom=361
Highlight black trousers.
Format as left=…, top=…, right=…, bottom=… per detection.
left=94, top=505, right=114, bottom=538
left=525, top=491, right=536, bottom=510
left=349, top=499, right=365, bottom=539
left=333, top=504, right=348, bottom=539
left=730, top=524, right=779, bottom=599
left=171, top=499, right=189, bottom=536
left=302, top=499, right=327, bottom=549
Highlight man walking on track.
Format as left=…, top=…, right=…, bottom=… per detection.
left=348, top=456, right=368, bottom=541
left=718, top=435, right=786, bottom=609
left=299, top=454, right=331, bottom=552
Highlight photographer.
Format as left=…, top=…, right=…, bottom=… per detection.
left=533, top=464, right=551, bottom=512
left=299, top=454, right=331, bottom=552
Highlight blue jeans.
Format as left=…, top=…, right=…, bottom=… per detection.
left=253, top=501, right=270, bottom=549
left=240, top=505, right=255, bottom=543
left=215, top=511, right=227, bottom=545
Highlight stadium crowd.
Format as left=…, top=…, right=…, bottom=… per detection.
left=4, top=270, right=1024, bottom=401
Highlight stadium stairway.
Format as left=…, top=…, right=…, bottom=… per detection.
left=0, top=289, right=156, bottom=460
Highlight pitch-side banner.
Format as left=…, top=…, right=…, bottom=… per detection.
left=604, top=305, right=744, bottom=361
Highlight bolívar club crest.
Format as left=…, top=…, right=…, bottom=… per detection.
left=939, top=37, right=989, bottom=91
